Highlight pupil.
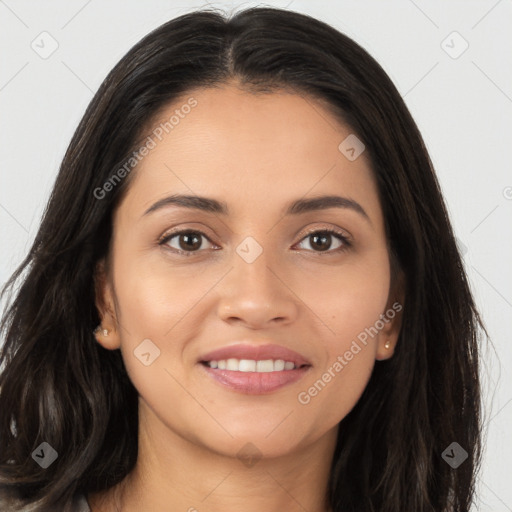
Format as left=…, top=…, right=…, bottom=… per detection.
left=311, top=233, right=331, bottom=251
left=180, top=233, right=201, bottom=251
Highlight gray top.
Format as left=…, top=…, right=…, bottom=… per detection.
left=73, top=493, right=91, bottom=511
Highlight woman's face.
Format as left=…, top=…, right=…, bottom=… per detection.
left=96, top=83, right=402, bottom=459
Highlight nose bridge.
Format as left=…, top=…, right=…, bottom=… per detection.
left=216, top=234, right=298, bottom=326
left=233, top=235, right=280, bottom=298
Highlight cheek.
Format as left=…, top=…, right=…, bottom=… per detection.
left=298, top=254, right=390, bottom=341
left=112, top=246, right=205, bottom=338
left=293, top=256, right=389, bottom=427
left=115, top=276, right=173, bottom=341
left=109, top=248, right=230, bottom=393
left=297, top=346, right=376, bottom=438
left=297, top=296, right=381, bottom=432
left=110, top=262, right=207, bottom=425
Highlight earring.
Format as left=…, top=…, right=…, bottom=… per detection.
left=384, top=340, right=391, bottom=349
left=94, top=325, right=109, bottom=336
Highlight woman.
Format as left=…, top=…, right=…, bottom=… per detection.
left=0, top=6, right=484, bottom=511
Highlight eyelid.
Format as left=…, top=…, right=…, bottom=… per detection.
left=298, top=224, right=353, bottom=244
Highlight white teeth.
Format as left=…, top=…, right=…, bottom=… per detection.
left=226, top=358, right=238, bottom=371
left=274, top=359, right=285, bottom=371
left=205, top=358, right=298, bottom=372
left=238, top=359, right=256, bottom=372
left=256, top=359, right=274, bottom=372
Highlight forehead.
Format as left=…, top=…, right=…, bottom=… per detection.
left=146, top=85, right=357, bottom=166
left=119, top=84, right=381, bottom=223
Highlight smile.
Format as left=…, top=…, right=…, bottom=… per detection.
left=205, top=358, right=299, bottom=372
left=198, top=342, right=312, bottom=394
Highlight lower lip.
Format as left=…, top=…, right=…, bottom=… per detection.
left=199, top=363, right=311, bottom=394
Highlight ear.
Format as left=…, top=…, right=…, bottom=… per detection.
left=93, top=259, right=121, bottom=350
left=375, top=268, right=405, bottom=361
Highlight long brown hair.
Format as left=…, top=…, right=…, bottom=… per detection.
left=0, top=7, right=485, bottom=511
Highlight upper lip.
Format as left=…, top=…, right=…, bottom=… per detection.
left=199, top=343, right=311, bottom=367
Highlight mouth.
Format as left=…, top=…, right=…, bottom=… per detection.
left=197, top=343, right=312, bottom=394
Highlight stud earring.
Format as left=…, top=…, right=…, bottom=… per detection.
left=384, top=340, right=391, bottom=349
left=94, top=325, right=109, bottom=337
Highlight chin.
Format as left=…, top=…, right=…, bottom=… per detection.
left=193, top=423, right=308, bottom=461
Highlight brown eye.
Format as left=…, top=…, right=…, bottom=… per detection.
left=177, top=232, right=202, bottom=251
left=295, top=229, right=350, bottom=254
left=309, top=232, right=334, bottom=251
left=159, top=230, right=214, bottom=254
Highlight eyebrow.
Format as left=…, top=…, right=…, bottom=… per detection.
left=143, top=194, right=370, bottom=223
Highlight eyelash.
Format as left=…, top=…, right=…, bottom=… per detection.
left=158, top=227, right=352, bottom=257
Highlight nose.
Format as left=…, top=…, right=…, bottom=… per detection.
left=216, top=248, right=299, bottom=329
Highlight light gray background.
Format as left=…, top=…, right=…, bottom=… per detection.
left=1, top=1, right=511, bottom=510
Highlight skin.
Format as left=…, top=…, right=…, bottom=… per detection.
left=90, top=81, right=404, bottom=512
